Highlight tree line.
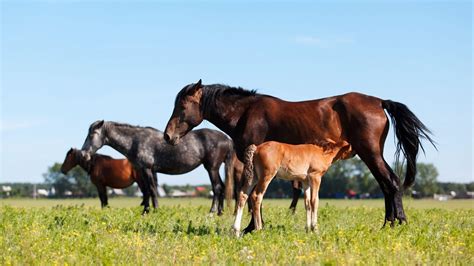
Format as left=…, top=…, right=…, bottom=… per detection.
left=1, top=158, right=473, bottom=199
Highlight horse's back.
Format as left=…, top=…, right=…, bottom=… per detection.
left=91, top=156, right=136, bottom=188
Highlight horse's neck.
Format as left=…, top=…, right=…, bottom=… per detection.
left=105, top=125, right=134, bottom=158
left=76, top=152, right=92, bottom=173
left=205, top=94, right=254, bottom=136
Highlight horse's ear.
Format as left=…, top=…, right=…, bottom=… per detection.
left=189, top=79, right=202, bottom=94
left=96, top=120, right=104, bottom=128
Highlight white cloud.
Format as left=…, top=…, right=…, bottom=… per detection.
left=294, top=36, right=324, bottom=46
left=0, top=120, right=45, bottom=132
left=293, top=35, right=355, bottom=47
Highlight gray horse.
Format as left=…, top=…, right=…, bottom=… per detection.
left=81, top=120, right=236, bottom=215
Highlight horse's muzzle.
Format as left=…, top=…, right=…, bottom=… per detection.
left=164, top=132, right=179, bottom=146
left=82, top=150, right=92, bottom=161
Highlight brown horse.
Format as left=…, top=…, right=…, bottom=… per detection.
left=234, top=140, right=352, bottom=235
left=164, top=80, right=436, bottom=232
left=60, top=148, right=154, bottom=208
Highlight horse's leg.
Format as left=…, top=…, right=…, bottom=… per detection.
left=204, top=164, right=225, bottom=215
left=140, top=168, right=152, bottom=215
left=149, top=173, right=159, bottom=209
left=135, top=177, right=146, bottom=206
left=233, top=168, right=244, bottom=215
left=356, top=146, right=406, bottom=226
left=289, top=181, right=301, bottom=214
left=233, top=172, right=257, bottom=236
left=96, top=184, right=107, bottom=208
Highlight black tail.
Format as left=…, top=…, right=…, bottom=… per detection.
left=383, top=100, right=437, bottom=189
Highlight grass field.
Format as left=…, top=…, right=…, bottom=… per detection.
left=1, top=197, right=473, bottom=265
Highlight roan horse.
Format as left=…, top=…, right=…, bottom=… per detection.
left=81, top=120, right=236, bottom=215
left=233, top=140, right=352, bottom=235
left=60, top=148, right=154, bottom=208
left=164, top=79, right=436, bottom=232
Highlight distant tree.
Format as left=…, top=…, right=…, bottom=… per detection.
left=411, top=163, right=439, bottom=197
left=122, top=184, right=139, bottom=197
left=162, top=183, right=171, bottom=194
left=266, top=179, right=294, bottom=198
left=43, top=163, right=97, bottom=197
left=466, top=182, right=474, bottom=191
left=346, top=158, right=380, bottom=195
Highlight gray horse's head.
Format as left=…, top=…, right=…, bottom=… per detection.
left=81, top=120, right=106, bottom=161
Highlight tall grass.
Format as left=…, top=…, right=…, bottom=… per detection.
left=1, top=198, right=472, bottom=264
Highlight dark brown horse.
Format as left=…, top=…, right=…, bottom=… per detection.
left=164, top=80, right=435, bottom=232
left=60, top=148, right=154, bottom=208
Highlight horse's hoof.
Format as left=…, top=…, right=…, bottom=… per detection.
left=141, top=208, right=150, bottom=216
left=232, top=228, right=241, bottom=237
left=243, top=227, right=254, bottom=235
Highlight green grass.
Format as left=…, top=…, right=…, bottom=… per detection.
left=1, top=198, right=473, bottom=265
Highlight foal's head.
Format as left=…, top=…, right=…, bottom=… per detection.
left=81, top=120, right=107, bottom=161
left=164, top=79, right=204, bottom=145
left=61, top=148, right=80, bottom=174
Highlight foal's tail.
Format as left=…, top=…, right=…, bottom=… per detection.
left=224, top=147, right=235, bottom=210
left=243, top=144, right=258, bottom=187
left=382, top=100, right=436, bottom=189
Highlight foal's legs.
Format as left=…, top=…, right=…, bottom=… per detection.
left=303, top=183, right=311, bottom=231
left=204, top=164, right=225, bottom=215
left=308, top=173, right=322, bottom=231
left=251, top=173, right=274, bottom=230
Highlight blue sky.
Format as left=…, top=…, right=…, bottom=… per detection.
left=1, top=1, right=472, bottom=185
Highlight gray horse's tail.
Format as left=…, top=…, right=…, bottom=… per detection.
left=224, top=147, right=235, bottom=210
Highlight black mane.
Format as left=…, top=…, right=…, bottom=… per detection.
left=107, top=121, right=158, bottom=132
left=175, top=83, right=257, bottom=106
left=201, top=84, right=258, bottom=117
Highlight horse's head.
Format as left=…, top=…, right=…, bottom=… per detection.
left=81, top=120, right=106, bottom=161
left=164, top=79, right=204, bottom=145
left=61, top=148, right=79, bottom=174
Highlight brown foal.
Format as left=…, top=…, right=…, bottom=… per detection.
left=233, top=140, right=352, bottom=235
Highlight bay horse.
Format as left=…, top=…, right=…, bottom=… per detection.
left=233, top=140, right=352, bottom=235
left=81, top=120, right=236, bottom=215
left=60, top=148, right=154, bottom=208
left=164, top=79, right=436, bottom=232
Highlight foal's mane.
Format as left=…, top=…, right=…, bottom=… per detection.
left=314, top=139, right=344, bottom=153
